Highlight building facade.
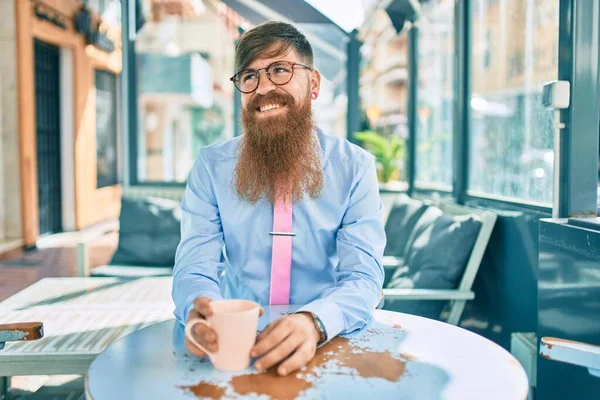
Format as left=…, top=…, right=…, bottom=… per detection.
left=1, top=0, right=123, bottom=249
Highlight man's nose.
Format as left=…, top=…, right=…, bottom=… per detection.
left=255, top=71, right=277, bottom=96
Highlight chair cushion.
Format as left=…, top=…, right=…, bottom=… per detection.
left=383, top=194, right=429, bottom=257
left=110, top=196, right=181, bottom=267
left=386, top=208, right=482, bottom=319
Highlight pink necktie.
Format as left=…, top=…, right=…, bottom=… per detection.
left=269, top=197, right=293, bottom=305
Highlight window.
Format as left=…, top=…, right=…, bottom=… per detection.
left=415, top=0, right=454, bottom=187
left=95, top=69, right=119, bottom=188
left=358, top=12, right=409, bottom=185
left=469, top=0, right=559, bottom=204
left=134, top=2, right=237, bottom=183
left=88, top=0, right=121, bottom=26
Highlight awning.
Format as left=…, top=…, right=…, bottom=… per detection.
left=385, top=0, right=420, bottom=33
left=220, top=0, right=347, bottom=27
left=219, top=0, right=350, bottom=81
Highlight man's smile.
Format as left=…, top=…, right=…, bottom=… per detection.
left=256, top=102, right=287, bottom=117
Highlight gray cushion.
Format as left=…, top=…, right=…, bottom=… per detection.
left=384, top=195, right=429, bottom=257
left=401, top=205, right=444, bottom=257
left=385, top=208, right=482, bottom=319
left=110, top=196, right=181, bottom=267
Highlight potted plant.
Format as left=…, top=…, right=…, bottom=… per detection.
left=355, top=130, right=405, bottom=189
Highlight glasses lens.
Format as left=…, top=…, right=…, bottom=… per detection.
left=267, top=62, right=293, bottom=85
left=235, top=70, right=259, bottom=92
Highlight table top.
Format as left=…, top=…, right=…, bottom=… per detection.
left=0, top=277, right=174, bottom=376
left=87, top=306, right=528, bottom=400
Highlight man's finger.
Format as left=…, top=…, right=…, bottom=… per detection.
left=193, top=297, right=214, bottom=317
left=185, top=337, right=207, bottom=357
left=187, top=306, right=218, bottom=353
left=191, top=322, right=215, bottom=340
left=254, top=333, right=303, bottom=372
left=188, top=327, right=218, bottom=354
left=256, top=319, right=280, bottom=342
left=252, top=320, right=290, bottom=357
left=277, top=341, right=316, bottom=376
left=191, top=323, right=218, bottom=353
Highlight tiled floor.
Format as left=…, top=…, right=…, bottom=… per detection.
left=1, top=231, right=118, bottom=400
left=0, top=232, right=118, bottom=302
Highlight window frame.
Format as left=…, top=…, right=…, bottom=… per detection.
left=95, top=68, right=120, bottom=189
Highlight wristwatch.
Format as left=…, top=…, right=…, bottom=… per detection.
left=309, top=313, right=327, bottom=345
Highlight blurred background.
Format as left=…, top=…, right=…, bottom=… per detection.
left=0, top=0, right=573, bottom=254
left=1, top=1, right=600, bottom=399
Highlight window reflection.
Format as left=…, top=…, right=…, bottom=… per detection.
left=469, top=0, right=559, bottom=203
left=416, top=0, right=454, bottom=187
left=135, top=1, right=237, bottom=182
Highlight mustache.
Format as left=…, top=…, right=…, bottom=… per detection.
left=247, top=91, right=295, bottom=111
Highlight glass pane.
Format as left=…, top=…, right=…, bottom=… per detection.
left=88, top=0, right=121, bottom=27
left=95, top=69, right=119, bottom=188
left=135, top=2, right=237, bottom=183
left=469, top=0, right=559, bottom=203
left=358, top=10, right=408, bottom=186
left=416, top=0, right=454, bottom=187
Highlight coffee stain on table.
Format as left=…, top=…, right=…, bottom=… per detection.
left=181, top=336, right=406, bottom=399
left=229, top=367, right=312, bottom=399
left=180, top=382, right=226, bottom=399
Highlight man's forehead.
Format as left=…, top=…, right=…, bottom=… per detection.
left=245, top=46, right=300, bottom=70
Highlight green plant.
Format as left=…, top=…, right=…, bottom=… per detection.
left=355, top=130, right=404, bottom=183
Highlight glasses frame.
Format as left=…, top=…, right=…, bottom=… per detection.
left=230, top=60, right=313, bottom=94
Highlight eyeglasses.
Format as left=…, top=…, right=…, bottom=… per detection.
left=230, top=60, right=313, bottom=94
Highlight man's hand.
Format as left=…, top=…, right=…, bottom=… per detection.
left=185, top=297, right=218, bottom=357
left=250, top=312, right=320, bottom=376
left=185, top=297, right=264, bottom=358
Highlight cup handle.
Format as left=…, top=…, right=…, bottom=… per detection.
left=185, top=318, right=215, bottom=358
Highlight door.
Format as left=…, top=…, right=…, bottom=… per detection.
left=34, top=39, right=62, bottom=236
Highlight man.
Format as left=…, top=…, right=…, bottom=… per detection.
left=172, top=20, right=385, bottom=376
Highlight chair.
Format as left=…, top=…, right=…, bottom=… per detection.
left=1, top=322, right=44, bottom=399
left=381, top=195, right=497, bottom=325
left=77, top=186, right=184, bottom=278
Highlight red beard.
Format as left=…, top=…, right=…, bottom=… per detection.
left=234, top=90, right=323, bottom=204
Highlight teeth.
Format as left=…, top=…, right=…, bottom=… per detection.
left=259, top=104, right=280, bottom=112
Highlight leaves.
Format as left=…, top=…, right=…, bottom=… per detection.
left=355, top=130, right=405, bottom=183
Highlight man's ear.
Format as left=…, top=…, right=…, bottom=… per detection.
left=310, top=69, right=322, bottom=97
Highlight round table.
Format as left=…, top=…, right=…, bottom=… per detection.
left=86, top=306, right=528, bottom=400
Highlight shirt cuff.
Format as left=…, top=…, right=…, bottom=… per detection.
left=297, top=299, right=345, bottom=345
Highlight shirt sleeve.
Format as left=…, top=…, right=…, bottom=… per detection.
left=172, top=152, right=225, bottom=326
left=298, top=155, right=386, bottom=341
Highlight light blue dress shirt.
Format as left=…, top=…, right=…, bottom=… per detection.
left=172, top=129, right=386, bottom=341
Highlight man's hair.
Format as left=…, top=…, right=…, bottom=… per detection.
left=235, top=21, right=313, bottom=73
